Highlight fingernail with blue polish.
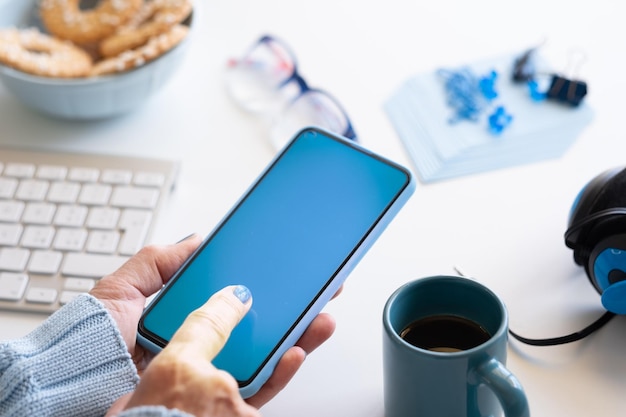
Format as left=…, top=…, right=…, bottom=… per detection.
left=233, top=285, right=252, bottom=304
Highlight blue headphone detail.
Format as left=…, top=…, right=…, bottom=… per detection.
left=565, top=166, right=626, bottom=314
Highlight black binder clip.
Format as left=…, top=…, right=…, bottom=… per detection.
left=512, top=44, right=588, bottom=107
left=545, top=75, right=587, bottom=107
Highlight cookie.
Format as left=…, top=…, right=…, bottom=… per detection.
left=0, top=28, right=92, bottom=78
left=91, top=23, right=188, bottom=76
left=39, top=0, right=144, bottom=44
left=99, top=0, right=192, bottom=58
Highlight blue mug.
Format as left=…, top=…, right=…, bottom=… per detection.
left=383, top=276, right=530, bottom=417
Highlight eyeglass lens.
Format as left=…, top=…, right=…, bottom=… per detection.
left=270, top=90, right=351, bottom=150
left=225, top=35, right=356, bottom=150
left=225, top=37, right=297, bottom=115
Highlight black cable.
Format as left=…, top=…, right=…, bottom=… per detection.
left=508, top=311, right=616, bottom=346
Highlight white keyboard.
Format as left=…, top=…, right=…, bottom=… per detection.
left=0, top=147, right=179, bottom=314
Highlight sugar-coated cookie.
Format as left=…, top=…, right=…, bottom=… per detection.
left=99, top=0, right=192, bottom=58
left=40, top=0, right=144, bottom=44
left=91, top=24, right=188, bottom=76
left=0, top=28, right=92, bottom=77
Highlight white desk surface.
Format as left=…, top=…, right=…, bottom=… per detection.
left=1, top=0, right=625, bottom=415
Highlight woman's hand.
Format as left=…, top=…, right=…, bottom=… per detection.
left=91, top=234, right=337, bottom=411
left=110, top=285, right=262, bottom=417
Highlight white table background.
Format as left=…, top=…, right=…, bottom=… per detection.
left=1, top=0, right=625, bottom=415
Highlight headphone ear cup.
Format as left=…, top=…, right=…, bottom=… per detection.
left=587, top=234, right=626, bottom=313
left=584, top=167, right=626, bottom=213
left=565, top=167, right=626, bottom=266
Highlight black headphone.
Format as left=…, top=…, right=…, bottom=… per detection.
left=565, top=166, right=626, bottom=315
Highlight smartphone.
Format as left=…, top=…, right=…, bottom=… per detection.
left=137, top=127, right=415, bottom=398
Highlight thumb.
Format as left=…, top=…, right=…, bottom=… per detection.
left=167, top=285, right=252, bottom=361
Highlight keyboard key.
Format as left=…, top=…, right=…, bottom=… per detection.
left=47, top=181, right=81, bottom=203
left=134, top=172, right=165, bottom=187
left=0, top=272, right=28, bottom=301
left=62, top=253, right=129, bottom=278
left=4, top=163, right=35, bottom=178
left=0, top=200, right=25, bottom=222
left=0, top=177, right=18, bottom=199
left=26, top=287, right=58, bottom=304
left=0, top=224, right=23, bottom=246
left=118, top=209, right=152, bottom=255
left=86, top=207, right=120, bottom=229
left=111, top=186, right=159, bottom=209
left=22, top=202, right=56, bottom=224
left=53, top=228, right=88, bottom=251
left=36, top=165, right=68, bottom=180
left=28, top=250, right=63, bottom=275
left=54, top=205, right=88, bottom=227
left=101, top=169, right=133, bottom=185
left=86, top=230, right=120, bottom=254
left=15, top=179, right=49, bottom=201
left=0, top=248, right=30, bottom=271
left=68, top=167, right=99, bottom=183
left=64, top=277, right=96, bottom=292
left=21, top=225, right=55, bottom=248
left=79, top=183, right=112, bottom=206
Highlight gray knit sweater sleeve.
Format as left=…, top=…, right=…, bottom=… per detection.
left=0, top=294, right=193, bottom=417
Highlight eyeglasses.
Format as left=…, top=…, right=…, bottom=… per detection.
left=224, top=35, right=357, bottom=150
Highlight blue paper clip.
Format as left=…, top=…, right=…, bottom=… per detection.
left=478, top=70, right=499, bottom=101
left=438, top=67, right=512, bottom=135
left=487, top=106, right=513, bottom=135
left=437, top=68, right=485, bottom=123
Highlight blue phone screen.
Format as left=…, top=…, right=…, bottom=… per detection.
left=141, top=129, right=410, bottom=383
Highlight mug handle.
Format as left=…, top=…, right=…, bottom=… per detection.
left=472, top=358, right=530, bottom=417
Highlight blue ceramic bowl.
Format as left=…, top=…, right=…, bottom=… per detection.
left=0, top=0, right=194, bottom=120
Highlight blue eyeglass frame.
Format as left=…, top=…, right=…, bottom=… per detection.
left=254, top=34, right=358, bottom=142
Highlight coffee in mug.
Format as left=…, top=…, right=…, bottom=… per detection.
left=400, top=314, right=491, bottom=352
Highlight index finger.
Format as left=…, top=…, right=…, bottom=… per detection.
left=166, top=285, right=253, bottom=361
